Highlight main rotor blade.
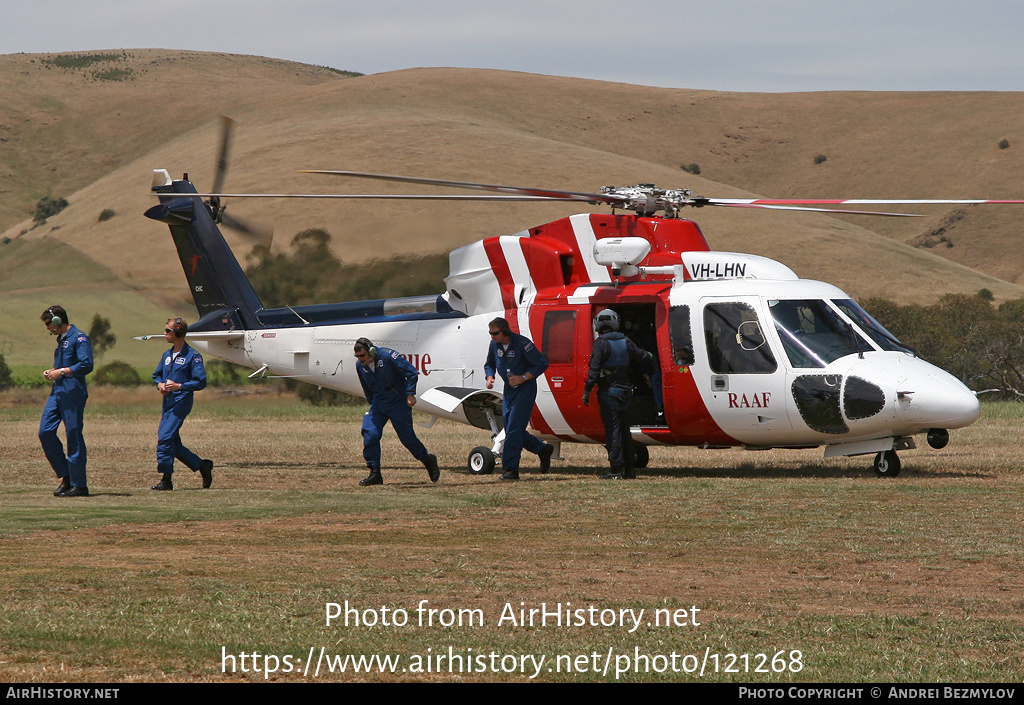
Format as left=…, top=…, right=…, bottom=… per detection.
left=709, top=203, right=924, bottom=217
left=707, top=198, right=1024, bottom=206
left=298, top=169, right=624, bottom=205
left=178, top=193, right=587, bottom=201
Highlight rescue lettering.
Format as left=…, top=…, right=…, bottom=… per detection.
left=689, top=262, right=747, bottom=279
left=728, top=392, right=771, bottom=408
left=399, top=352, right=432, bottom=376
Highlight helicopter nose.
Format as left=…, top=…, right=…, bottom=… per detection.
left=896, top=373, right=980, bottom=429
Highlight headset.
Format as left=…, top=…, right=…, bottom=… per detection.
left=355, top=337, right=377, bottom=358
left=45, top=306, right=64, bottom=327
left=490, top=317, right=512, bottom=337
left=168, top=317, right=188, bottom=338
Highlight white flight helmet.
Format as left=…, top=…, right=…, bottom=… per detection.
left=593, top=308, right=620, bottom=333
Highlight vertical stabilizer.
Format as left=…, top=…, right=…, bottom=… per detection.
left=145, top=171, right=264, bottom=330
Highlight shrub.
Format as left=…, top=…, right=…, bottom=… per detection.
left=680, top=163, right=701, bottom=175
left=93, top=360, right=142, bottom=386
left=813, top=154, right=828, bottom=165
left=205, top=359, right=246, bottom=386
left=33, top=196, right=69, bottom=223
left=98, top=209, right=116, bottom=222
left=0, top=353, right=13, bottom=392
left=282, top=377, right=360, bottom=406
left=998, top=139, right=1010, bottom=150
left=978, top=288, right=994, bottom=301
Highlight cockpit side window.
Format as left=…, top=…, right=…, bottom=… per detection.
left=703, top=302, right=777, bottom=374
left=668, top=305, right=694, bottom=366
left=832, top=299, right=914, bottom=355
left=770, top=299, right=866, bottom=368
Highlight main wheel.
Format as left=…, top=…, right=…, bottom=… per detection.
left=468, top=446, right=496, bottom=475
left=873, top=450, right=901, bottom=478
left=633, top=444, right=650, bottom=469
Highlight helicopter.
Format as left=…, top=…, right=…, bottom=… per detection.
left=143, top=128, right=1019, bottom=478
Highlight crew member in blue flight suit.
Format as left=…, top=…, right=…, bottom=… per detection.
left=484, top=317, right=554, bottom=481
left=40, top=305, right=94, bottom=497
left=354, top=337, right=440, bottom=486
left=151, top=318, right=214, bottom=491
left=582, top=309, right=653, bottom=480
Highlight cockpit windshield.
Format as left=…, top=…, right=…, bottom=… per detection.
left=832, top=299, right=914, bottom=355
left=769, top=299, right=868, bottom=368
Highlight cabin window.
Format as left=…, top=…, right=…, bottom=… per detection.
left=542, top=310, right=576, bottom=364
left=769, top=299, right=867, bottom=368
left=703, top=302, right=777, bottom=374
left=668, top=305, right=694, bottom=366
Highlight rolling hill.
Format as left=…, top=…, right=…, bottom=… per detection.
left=2, top=50, right=1023, bottom=368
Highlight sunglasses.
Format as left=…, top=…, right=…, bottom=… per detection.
left=489, top=330, right=502, bottom=336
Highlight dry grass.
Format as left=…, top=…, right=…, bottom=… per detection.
left=1, top=388, right=1022, bottom=682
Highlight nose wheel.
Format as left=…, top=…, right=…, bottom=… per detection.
left=873, top=450, right=901, bottom=477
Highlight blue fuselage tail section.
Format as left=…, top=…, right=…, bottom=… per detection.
left=146, top=175, right=468, bottom=333
left=146, top=177, right=265, bottom=330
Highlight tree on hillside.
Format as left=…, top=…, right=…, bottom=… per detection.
left=245, top=229, right=343, bottom=307
left=88, top=314, right=117, bottom=364
left=244, top=228, right=449, bottom=308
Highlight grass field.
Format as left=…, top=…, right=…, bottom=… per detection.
left=1, top=388, right=1022, bottom=682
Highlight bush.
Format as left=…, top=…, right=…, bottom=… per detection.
left=0, top=353, right=13, bottom=392
left=205, top=359, right=247, bottom=386
left=33, top=196, right=69, bottom=223
left=93, top=360, right=143, bottom=386
left=812, top=154, right=828, bottom=165
left=286, top=379, right=361, bottom=406
left=998, top=139, right=1010, bottom=150
left=98, top=209, right=116, bottom=222
left=680, top=163, right=701, bottom=175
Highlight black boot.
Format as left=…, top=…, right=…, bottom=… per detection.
left=538, top=444, right=554, bottom=473
left=53, top=477, right=71, bottom=497
left=423, top=454, right=440, bottom=483
left=198, top=459, right=213, bottom=489
left=360, top=468, right=383, bottom=486
left=152, top=474, right=173, bottom=491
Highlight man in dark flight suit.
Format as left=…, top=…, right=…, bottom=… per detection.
left=583, top=309, right=652, bottom=480
left=484, top=317, right=554, bottom=481
left=40, top=305, right=94, bottom=497
left=354, top=337, right=440, bottom=486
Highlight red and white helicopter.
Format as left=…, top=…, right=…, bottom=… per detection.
left=144, top=132, right=1018, bottom=478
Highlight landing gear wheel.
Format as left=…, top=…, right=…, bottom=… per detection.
left=633, top=445, right=650, bottom=469
left=873, top=450, right=901, bottom=478
left=468, top=446, right=496, bottom=475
